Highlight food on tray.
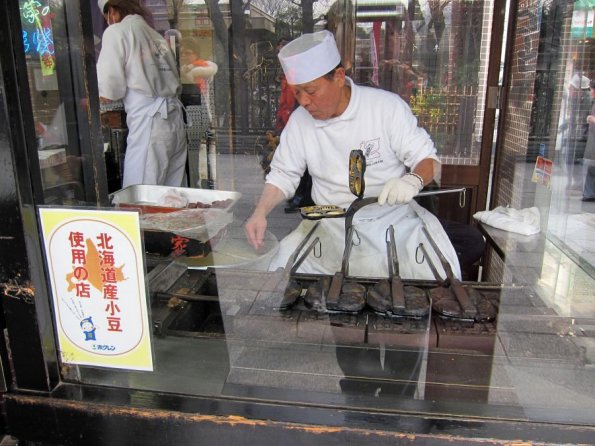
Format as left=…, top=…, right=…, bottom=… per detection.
left=118, top=198, right=236, bottom=214
left=140, top=208, right=232, bottom=236
left=110, top=185, right=240, bottom=215
left=187, top=198, right=234, bottom=209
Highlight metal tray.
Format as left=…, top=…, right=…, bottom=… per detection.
left=110, top=185, right=241, bottom=213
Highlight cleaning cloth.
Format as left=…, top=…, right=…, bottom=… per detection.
left=473, top=206, right=540, bottom=235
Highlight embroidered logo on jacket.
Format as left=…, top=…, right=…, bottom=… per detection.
left=359, top=138, right=382, bottom=166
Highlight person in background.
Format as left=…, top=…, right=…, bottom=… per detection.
left=245, top=30, right=467, bottom=280
left=96, top=0, right=187, bottom=188
left=583, top=79, right=595, bottom=202
left=179, top=37, right=218, bottom=132
left=562, top=73, right=591, bottom=191
left=275, top=37, right=298, bottom=131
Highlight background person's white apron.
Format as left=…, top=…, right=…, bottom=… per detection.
left=123, top=89, right=187, bottom=187
left=269, top=200, right=461, bottom=280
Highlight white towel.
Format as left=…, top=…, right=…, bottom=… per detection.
left=473, top=206, right=541, bottom=236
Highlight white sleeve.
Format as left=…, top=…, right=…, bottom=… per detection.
left=189, top=61, right=218, bottom=79
left=265, top=118, right=306, bottom=199
left=97, top=29, right=128, bottom=100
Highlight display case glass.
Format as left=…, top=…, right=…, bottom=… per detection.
left=8, top=0, right=595, bottom=433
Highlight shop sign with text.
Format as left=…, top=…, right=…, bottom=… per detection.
left=39, top=208, right=153, bottom=371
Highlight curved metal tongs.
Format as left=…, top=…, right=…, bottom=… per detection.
left=419, top=226, right=477, bottom=320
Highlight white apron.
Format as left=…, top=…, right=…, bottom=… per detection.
left=269, top=200, right=461, bottom=280
left=123, top=89, right=187, bottom=187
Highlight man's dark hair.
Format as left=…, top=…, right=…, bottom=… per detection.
left=323, top=63, right=344, bottom=80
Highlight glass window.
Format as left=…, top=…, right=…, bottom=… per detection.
left=547, top=1, right=595, bottom=273
left=352, top=0, right=492, bottom=165
left=19, top=0, right=85, bottom=204
left=23, top=0, right=594, bottom=430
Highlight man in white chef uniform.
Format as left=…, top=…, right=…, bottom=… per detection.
left=97, top=0, right=187, bottom=187
left=245, top=30, right=460, bottom=280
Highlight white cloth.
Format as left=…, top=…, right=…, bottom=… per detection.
left=267, top=78, right=438, bottom=208
left=278, top=30, right=341, bottom=85
left=570, top=73, right=590, bottom=90
left=97, top=15, right=180, bottom=100
left=473, top=206, right=541, bottom=235
left=270, top=201, right=461, bottom=280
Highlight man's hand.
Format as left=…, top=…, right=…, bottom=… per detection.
left=378, top=173, right=424, bottom=205
left=244, top=184, right=288, bottom=249
left=244, top=213, right=269, bottom=250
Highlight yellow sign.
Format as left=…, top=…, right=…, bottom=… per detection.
left=39, top=207, right=153, bottom=371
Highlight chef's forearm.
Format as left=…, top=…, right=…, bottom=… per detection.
left=252, top=183, right=287, bottom=217
left=411, top=158, right=441, bottom=185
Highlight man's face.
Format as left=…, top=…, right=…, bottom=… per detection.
left=290, top=68, right=347, bottom=120
left=180, top=48, right=196, bottom=66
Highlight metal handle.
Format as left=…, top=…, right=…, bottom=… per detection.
left=417, top=242, right=444, bottom=283
left=290, top=237, right=320, bottom=274
left=385, top=225, right=399, bottom=277
left=283, top=221, right=320, bottom=272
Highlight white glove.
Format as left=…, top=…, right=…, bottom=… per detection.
left=378, top=173, right=424, bottom=205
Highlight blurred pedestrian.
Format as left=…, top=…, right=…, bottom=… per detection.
left=583, top=79, right=595, bottom=202
left=179, top=37, right=218, bottom=131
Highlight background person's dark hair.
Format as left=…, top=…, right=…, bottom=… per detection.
left=180, top=37, right=201, bottom=56
left=107, top=0, right=153, bottom=27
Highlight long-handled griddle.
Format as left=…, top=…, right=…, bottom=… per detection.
left=299, top=149, right=466, bottom=316
left=367, top=225, right=429, bottom=318
left=421, top=226, right=477, bottom=319
left=418, top=234, right=497, bottom=322
left=267, top=221, right=321, bottom=311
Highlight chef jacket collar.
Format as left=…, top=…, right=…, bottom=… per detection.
left=312, top=77, right=358, bottom=128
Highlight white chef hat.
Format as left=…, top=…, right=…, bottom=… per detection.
left=278, top=30, right=341, bottom=85
left=98, top=0, right=128, bottom=13
left=570, top=73, right=590, bottom=90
